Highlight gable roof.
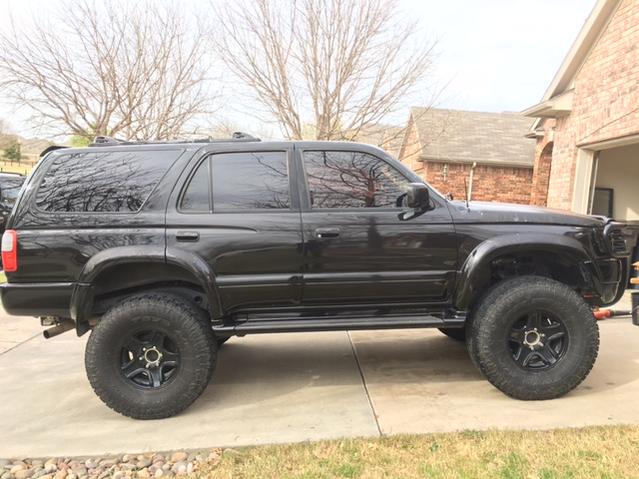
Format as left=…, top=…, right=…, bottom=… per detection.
left=354, top=125, right=405, bottom=158
left=409, top=107, right=536, bottom=168
left=522, top=0, right=621, bottom=121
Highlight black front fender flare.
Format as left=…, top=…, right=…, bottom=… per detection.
left=453, top=233, right=593, bottom=310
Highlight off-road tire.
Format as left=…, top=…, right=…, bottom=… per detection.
left=85, top=293, right=216, bottom=419
left=469, top=276, right=599, bottom=400
left=438, top=327, right=466, bottom=341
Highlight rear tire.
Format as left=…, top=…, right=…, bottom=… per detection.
left=85, top=293, right=216, bottom=419
left=438, top=327, right=466, bottom=341
left=469, top=276, right=599, bottom=400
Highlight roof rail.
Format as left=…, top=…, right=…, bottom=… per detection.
left=88, top=132, right=261, bottom=147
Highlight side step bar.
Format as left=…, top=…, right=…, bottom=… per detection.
left=213, top=314, right=465, bottom=335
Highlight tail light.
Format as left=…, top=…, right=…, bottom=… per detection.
left=2, top=229, right=18, bottom=272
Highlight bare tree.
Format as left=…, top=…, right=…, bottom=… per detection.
left=212, top=0, right=437, bottom=141
left=0, top=1, right=215, bottom=141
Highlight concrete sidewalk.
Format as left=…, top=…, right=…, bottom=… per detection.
left=1, top=303, right=639, bottom=458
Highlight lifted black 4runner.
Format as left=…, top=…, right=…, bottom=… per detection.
left=2, top=134, right=639, bottom=419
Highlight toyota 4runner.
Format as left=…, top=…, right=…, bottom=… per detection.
left=2, top=134, right=638, bottom=419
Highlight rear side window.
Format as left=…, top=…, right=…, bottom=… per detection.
left=35, top=150, right=179, bottom=213
left=211, top=151, right=289, bottom=211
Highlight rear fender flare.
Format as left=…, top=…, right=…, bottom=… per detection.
left=71, top=246, right=222, bottom=327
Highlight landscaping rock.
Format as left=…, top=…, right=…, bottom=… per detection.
left=169, top=453, right=187, bottom=463
left=5, top=446, right=241, bottom=479
left=14, top=469, right=35, bottom=479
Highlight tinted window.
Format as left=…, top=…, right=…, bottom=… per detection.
left=211, top=152, right=289, bottom=211
left=181, top=160, right=210, bottom=212
left=35, top=150, right=179, bottom=213
left=303, top=151, right=408, bottom=209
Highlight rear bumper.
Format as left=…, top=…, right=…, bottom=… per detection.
left=0, top=282, right=74, bottom=317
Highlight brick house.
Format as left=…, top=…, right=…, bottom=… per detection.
left=523, top=0, right=639, bottom=221
left=398, top=108, right=536, bottom=204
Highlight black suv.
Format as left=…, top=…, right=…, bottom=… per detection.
left=1, top=135, right=638, bottom=419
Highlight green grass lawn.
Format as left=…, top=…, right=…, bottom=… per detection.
left=197, top=426, right=639, bottom=479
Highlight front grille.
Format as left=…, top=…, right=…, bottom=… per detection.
left=608, top=229, right=628, bottom=255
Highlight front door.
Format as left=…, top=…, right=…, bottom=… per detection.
left=166, top=145, right=304, bottom=315
left=297, top=147, right=458, bottom=307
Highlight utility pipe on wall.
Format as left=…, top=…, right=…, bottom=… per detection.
left=467, top=161, right=477, bottom=203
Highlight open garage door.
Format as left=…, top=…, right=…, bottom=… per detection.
left=591, top=143, right=639, bottom=221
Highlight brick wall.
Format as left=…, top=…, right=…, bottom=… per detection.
left=418, top=161, right=533, bottom=204
left=530, top=136, right=554, bottom=206
left=546, top=0, right=639, bottom=210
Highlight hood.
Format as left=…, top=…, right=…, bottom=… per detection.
left=449, top=201, right=607, bottom=228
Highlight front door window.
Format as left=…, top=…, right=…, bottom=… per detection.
left=303, top=150, right=409, bottom=209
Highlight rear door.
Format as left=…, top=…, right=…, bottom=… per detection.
left=297, top=145, right=458, bottom=307
left=165, top=143, right=304, bottom=315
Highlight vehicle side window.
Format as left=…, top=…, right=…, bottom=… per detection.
left=303, top=151, right=409, bottom=209
left=35, top=150, right=179, bottom=213
left=211, top=151, right=289, bottom=211
left=180, top=160, right=210, bottom=212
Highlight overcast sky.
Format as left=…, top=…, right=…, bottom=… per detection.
left=0, top=0, right=596, bottom=138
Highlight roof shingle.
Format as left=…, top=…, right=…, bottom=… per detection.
left=410, top=107, right=536, bottom=168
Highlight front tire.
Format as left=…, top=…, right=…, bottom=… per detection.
left=469, top=276, right=599, bottom=400
left=85, top=293, right=216, bottom=419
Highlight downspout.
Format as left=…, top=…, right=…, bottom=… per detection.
left=467, top=161, right=477, bottom=203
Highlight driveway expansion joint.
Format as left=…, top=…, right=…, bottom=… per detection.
left=347, top=330, right=382, bottom=437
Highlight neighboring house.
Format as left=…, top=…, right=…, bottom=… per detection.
left=353, top=125, right=405, bottom=158
left=523, top=0, right=639, bottom=221
left=398, top=107, right=536, bottom=204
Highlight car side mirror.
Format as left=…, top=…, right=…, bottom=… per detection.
left=398, top=183, right=430, bottom=221
left=406, top=183, right=429, bottom=209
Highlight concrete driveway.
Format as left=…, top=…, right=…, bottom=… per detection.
left=1, top=299, right=639, bottom=458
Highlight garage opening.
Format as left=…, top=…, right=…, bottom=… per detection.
left=591, top=143, right=639, bottom=221
left=590, top=142, right=639, bottom=291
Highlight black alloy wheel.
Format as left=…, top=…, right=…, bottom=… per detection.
left=120, top=329, right=181, bottom=388
left=508, top=311, right=568, bottom=371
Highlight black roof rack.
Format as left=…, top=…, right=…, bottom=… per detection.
left=89, top=131, right=261, bottom=147
left=39, top=145, right=69, bottom=158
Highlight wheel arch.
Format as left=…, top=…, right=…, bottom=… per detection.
left=454, top=233, right=595, bottom=311
left=71, top=246, right=222, bottom=331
